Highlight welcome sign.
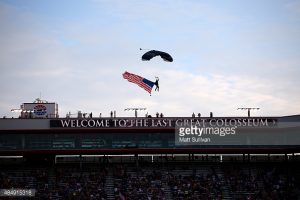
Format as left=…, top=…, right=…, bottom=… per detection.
left=50, top=118, right=277, bottom=128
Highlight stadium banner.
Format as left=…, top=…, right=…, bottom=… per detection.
left=50, top=118, right=277, bottom=129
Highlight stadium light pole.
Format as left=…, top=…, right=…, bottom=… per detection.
left=237, top=108, right=260, bottom=117
left=124, top=108, right=147, bottom=118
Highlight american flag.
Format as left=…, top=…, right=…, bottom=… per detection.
left=123, top=71, right=155, bottom=94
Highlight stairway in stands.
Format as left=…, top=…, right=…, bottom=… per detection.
left=48, top=168, right=60, bottom=200
left=48, top=167, right=55, bottom=191
left=214, top=165, right=233, bottom=200
left=105, top=170, right=115, bottom=200
left=161, top=169, right=173, bottom=200
left=163, top=182, right=173, bottom=199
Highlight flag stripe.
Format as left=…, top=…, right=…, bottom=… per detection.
left=123, top=71, right=154, bottom=94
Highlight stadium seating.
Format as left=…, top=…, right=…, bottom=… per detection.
left=0, top=161, right=300, bottom=199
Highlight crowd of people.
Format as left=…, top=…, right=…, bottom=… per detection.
left=51, top=166, right=107, bottom=199
left=0, top=166, right=107, bottom=200
left=113, top=165, right=166, bottom=200
left=223, top=164, right=300, bottom=200
left=0, top=168, right=49, bottom=199
left=0, top=162, right=300, bottom=199
left=167, top=172, right=223, bottom=199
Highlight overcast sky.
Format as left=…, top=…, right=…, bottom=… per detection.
left=0, top=0, right=299, bottom=118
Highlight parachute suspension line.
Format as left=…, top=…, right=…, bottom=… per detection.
left=140, top=48, right=150, bottom=51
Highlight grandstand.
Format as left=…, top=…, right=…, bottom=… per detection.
left=0, top=101, right=300, bottom=199
left=1, top=158, right=300, bottom=199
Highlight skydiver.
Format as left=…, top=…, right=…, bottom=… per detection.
left=154, top=77, right=159, bottom=91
